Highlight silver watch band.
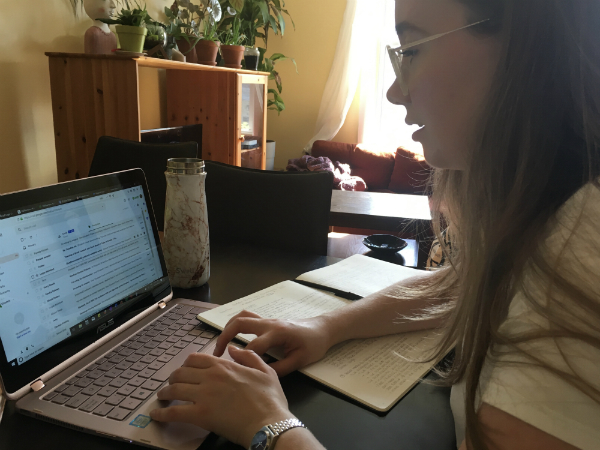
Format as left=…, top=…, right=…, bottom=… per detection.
left=266, top=418, right=306, bottom=437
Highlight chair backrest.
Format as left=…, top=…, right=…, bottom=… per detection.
left=205, top=161, right=334, bottom=256
left=89, top=136, right=198, bottom=231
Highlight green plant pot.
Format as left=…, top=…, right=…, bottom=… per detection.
left=116, top=25, right=148, bottom=53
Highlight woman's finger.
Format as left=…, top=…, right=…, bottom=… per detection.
left=150, top=403, right=198, bottom=423
left=214, top=316, right=268, bottom=356
left=169, top=366, right=204, bottom=385
left=157, top=383, right=201, bottom=403
left=182, top=352, right=219, bottom=369
left=244, top=332, right=286, bottom=356
left=227, top=345, right=271, bottom=373
left=268, top=352, right=305, bottom=377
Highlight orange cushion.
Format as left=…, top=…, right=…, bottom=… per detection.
left=388, top=147, right=431, bottom=194
left=349, top=145, right=395, bottom=190
left=311, top=140, right=355, bottom=165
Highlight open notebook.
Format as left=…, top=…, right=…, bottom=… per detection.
left=198, top=255, right=441, bottom=412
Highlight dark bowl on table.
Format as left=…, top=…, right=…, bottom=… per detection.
left=362, top=234, right=408, bottom=254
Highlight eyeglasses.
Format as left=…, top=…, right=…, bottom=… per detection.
left=386, top=19, right=490, bottom=96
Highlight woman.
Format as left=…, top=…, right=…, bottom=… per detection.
left=150, top=0, right=600, bottom=448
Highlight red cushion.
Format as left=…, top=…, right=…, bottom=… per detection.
left=388, top=147, right=431, bottom=194
left=311, top=140, right=355, bottom=165
left=349, top=145, right=395, bottom=190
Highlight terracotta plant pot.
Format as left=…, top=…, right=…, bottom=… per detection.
left=116, top=25, right=147, bottom=53
left=196, top=40, right=220, bottom=66
left=220, top=45, right=245, bottom=69
left=176, top=38, right=198, bottom=64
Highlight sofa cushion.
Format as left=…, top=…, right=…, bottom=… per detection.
left=349, top=145, right=396, bottom=190
left=311, top=140, right=355, bottom=165
left=388, top=147, right=431, bottom=194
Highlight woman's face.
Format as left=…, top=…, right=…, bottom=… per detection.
left=389, top=0, right=501, bottom=170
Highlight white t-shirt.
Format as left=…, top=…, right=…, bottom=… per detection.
left=450, top=181, right=600, bottom=449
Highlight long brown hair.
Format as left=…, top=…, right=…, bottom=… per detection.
left=413, top=0, right=600, bottom=448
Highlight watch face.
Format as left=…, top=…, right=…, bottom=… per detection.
left=250, top=430, right=269, bottom=450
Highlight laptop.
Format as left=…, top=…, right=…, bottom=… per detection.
left=0, top=169, right=222, bottom=449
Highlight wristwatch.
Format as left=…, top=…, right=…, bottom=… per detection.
left=248, top=418, right=306, bottom=450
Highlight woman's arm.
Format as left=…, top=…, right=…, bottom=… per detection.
left=214, top=268, right=449, bottom=375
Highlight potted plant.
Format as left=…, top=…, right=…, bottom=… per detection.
left=195, top=0, right=223, bottom=66
left=97, top=1, right=150, bottom=54
left=219, top=5, right=246, bottom=68
left=164, top=1, right=202, bottom=63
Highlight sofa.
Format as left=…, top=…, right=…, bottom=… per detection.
left=311, top=140, right=431, bottom=195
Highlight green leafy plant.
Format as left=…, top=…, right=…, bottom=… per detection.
left=97, top=1, right=150, bottom=27
left=222, top=0, right=296, bottom=114
left=219, top=6, right=246, bottom=46
left=164, top=1, right=200, bottom=48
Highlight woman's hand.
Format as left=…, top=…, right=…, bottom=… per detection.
left=150, top=346, right=293, bottom=448
left=213, top=310, right=333, bottom=376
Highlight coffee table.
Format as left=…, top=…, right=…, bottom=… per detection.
left=329, top=190, right=431, bottom=233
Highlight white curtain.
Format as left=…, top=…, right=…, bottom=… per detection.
left=305, top=0, right=422, bottom=155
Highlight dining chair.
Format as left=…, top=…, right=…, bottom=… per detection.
left=88, top=136, right=198, bottom=231
left=205, top=161, right=334, bottom=256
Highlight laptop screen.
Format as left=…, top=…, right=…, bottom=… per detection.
left=0, top=170, right=171, bottom=395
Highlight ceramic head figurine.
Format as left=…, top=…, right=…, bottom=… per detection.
left=83, top=0, right=118, bottom=54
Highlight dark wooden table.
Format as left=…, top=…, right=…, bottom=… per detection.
left=327, top=233, right=419, bottom=268
left=329, top=190, right=432, bottom=233
left=0, top=242, right=455, bottom=450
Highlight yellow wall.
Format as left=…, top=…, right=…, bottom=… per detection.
left=0, top=0, right=358, bottom=193
left=265, top=0, right=360, bottom=169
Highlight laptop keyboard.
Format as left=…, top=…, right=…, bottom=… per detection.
left=41, top=304, right=217, bottom=422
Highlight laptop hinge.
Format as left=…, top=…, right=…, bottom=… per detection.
left=158, top=301, right=167, bottom=309
left=30, top=379, right=45, bottom=392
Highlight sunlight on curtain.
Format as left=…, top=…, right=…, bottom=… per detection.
left=358, top=0, right=423, bottom=155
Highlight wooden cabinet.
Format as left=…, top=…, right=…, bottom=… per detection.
left=46, top=53, right=269, bottom=182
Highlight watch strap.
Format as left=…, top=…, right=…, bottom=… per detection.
left=266, top=418, right=306, bottom=437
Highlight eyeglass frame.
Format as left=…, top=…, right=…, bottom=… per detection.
left=386, top=19, right=490, bottom=96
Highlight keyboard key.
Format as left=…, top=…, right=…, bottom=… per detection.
left=54, top=384, right=69, bottom=393
left=66, top=393, right=89, bottom=409
left=81, top=385, right=102, bottom=396
left=149, top=348, right=164, bottom=357
left=97, top=386, right=117, bottom=397
left=109, top=377, right=128, bottom=388
left=105, top=369, right=123, bottom=378
left=152, top=344, right=198, bottom=382
left=128, top=376, right=145, bottom=387
left=183, top=313, right=197, bottom=320
left=145, top=330, right=160, bottom=337
left=174, top=341, right=189, bottom=349
left=63, top=386, right=82, bottom=397
left=143, top=341, right=159, bottom=349
left=121, top=369, right=139, bottom=380
left=138, top=368, right=156, bottom=379
left=161, top=319, right=175, bottom=326
left=97, top=362, right=115, bottom=372
left=92, top=403, right=114, bottom=417
left=165, top=348, right=180, bottom=356
left=79, top=395, right=104, bottom=412
left=181, top=324, right=194, bottom=331
left=168, top=324, right=180, bottom=331
left=177, top=306, right=193, bottom=314
left=174, top=330, right=187, bottom=337
left=147, top=361, right=164, bottom=371
left=97, top=358, right=108, bottom=365
left=131, top=388, right=153, bottom=400
left=93, top=377, right=112, bottom=387
left=158, top=342, right=172, bottom=350
left=52, top=394, right=70, bottom=405
left=137, top=336, right=151, bottom=343
left=140, top=355, right=155, bottom=364
left=115, top=361, right=132, bottom=371
left=188, top=329, right=201, bottom=336
left=157, top=354, right=173, bottom=364
left=105, top=394, right=126, bottom=406
left=201, top=331, right=216, bottom=338
left=116, top=385, right=136, bottom=396
left=176, top=320, right=188, bottom=326
left=141, top=380, right=162, bottom=391
left=119, top=398, right=142, bottom=411
left=181, top=335, right=195, bottom=343
left=74, top=377, right=94, bottom=388
left=125, top=354, right=142, bottom=363
left=108, top=355, right=126, bottom=364
left=154, top=325, right=167, bottom=331
left=118, top=348, right=135, bottom=356
left=105, top=352, right=117, bottom=359
left=131, top=362, right=147, bottom=371
left=87, top=370, right=105, bottom=380
left=166, top=336, right=179, bottom=344
left=107, top=407, right=131, bottom=420
left=87, top=364, right=99, bottom=371
left=44, top=392, right=58, bottom=401
left=194, top=337, right=209, bottom=345
left=79, top=370, right=90, bottom=378
left=134, top=347, right=151, bottom=356
left=128, top=342, right=144, bottom=350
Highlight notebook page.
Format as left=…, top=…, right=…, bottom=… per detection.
left=296, top=254, right=421, bottom=298
left=198, top=281, right=350, bottom=342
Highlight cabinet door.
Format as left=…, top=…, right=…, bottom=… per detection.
left=237, top=74, right=267, bottom=169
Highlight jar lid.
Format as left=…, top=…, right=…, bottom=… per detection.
left=166, top=158, right=205, bottom=175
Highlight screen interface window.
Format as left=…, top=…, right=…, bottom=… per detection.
left=0, top=185, right=164, bottom=367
